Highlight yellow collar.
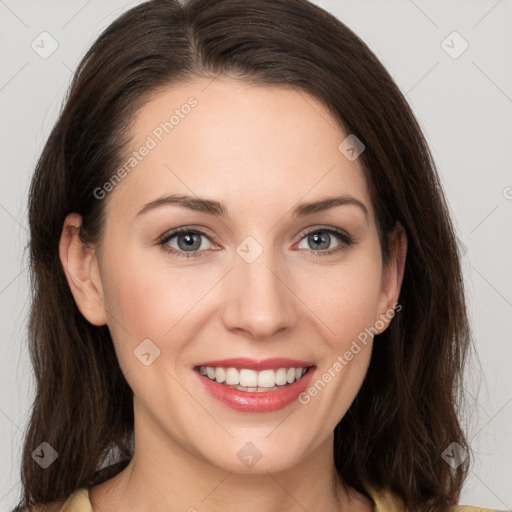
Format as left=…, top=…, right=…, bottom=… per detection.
left=51, top=485, right=496, bottom=512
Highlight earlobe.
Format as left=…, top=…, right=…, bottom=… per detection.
left=375, top=222, right=408, bottom=333
left=59, top=213, right=108, bottom=326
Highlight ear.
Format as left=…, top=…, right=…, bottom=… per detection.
left=374, top=222, right=407, bottom=333
left=59, top=213, right=108, bottom=326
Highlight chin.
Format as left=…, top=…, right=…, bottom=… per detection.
left=193, top=431, right=313, bottom=475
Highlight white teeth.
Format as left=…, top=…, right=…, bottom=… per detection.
left=257, top=370, right=276, bottom=388
left=215, top=367, right=226, bottom=383
left=275, top=368, right=287, bottom=385
left=198, top=365, right=309, bottom=389
left=225, top=367, right=239, bottom=385
left=239, top=369, right=258, bottom=387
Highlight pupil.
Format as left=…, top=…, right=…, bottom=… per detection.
left=311, top=231, right=329, bottom=250
left=179, top=233, right=200, bottom=250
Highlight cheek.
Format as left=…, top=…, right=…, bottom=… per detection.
left=99, top=221, right=193, bottom=320
left=99, top=249, right=222, bottom=369
left=300, top=255, right=383, bottom=344
left=96, top=243, right=164, bottom=363
left=101, top=259, right=183, bottom=340
left=296, top=262, right=380, bottom=426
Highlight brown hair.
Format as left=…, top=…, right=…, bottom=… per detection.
left=15, top=0, right=473, bottom=511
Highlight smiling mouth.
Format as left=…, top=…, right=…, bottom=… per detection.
left=195, top=365, right=313, bottom=392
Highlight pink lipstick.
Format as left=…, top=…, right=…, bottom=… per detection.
left=194, top=358, right=316, bottom=413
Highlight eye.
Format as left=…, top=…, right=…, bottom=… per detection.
left=159, top=228, right=215, bottom=259
left=159, top=226, right=355, bottom=259
left=295, top=227, right=355, bottom=257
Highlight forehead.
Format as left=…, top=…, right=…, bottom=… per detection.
left=107, top=77, right=373, bottom=223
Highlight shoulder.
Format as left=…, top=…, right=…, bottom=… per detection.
left=368, top=486, right=501, bottom=512
left=20, top=488, right=92, bottom=512
left=450, top=507, right=504, bottom=512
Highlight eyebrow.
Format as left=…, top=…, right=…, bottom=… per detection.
left=136, top=193, right=369, bottom=222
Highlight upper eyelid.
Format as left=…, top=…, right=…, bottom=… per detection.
left=159, top=226, right=214, bottom=244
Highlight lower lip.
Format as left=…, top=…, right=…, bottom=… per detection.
left=196, top=367, right=315, bottom=413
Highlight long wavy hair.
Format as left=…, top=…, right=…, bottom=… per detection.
left=14, top=0, right=473, bottom=511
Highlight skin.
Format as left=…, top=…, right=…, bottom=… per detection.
left=60, top=77, right=407, bottom=512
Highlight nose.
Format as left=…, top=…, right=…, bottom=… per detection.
left=220, top=246, right=297, bottom=341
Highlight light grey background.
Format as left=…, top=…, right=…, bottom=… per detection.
left=1, top=0, right=511, bottom=510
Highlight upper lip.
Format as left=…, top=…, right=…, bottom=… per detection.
left=194, top=357, right=315, bottom=371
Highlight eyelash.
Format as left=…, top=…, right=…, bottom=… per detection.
left=158, top=226, right=356, bottom=259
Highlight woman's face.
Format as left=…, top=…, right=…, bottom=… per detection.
left=65, top=77, right=404, bottom=474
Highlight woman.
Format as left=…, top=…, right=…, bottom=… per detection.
left=13, top=0, right=498, bottom=511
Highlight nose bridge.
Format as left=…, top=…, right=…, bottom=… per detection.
left=221, top=235, right=296, bottom=338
